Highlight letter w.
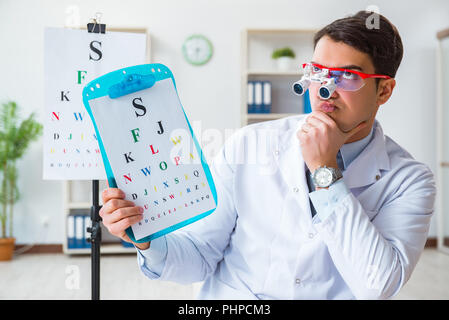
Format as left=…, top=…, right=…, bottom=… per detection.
left=141, top=167, right=151, bottom=176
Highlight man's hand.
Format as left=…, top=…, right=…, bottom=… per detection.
left=100, top=187, right=150, bottom=250
left=297, top=111, right=367, bottom=173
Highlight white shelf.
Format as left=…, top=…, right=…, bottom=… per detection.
left=64, top=243, right=137, bottom=255
left=67, top=202, right=93, bottom=209
left=241, top=28, right=317, bottom=127
left=246, top=113, right=297, bottom=120
left=246, top=70, right=302, bottom=76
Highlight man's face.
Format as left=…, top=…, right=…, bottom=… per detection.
left=309, top=36, right=388, bottom=143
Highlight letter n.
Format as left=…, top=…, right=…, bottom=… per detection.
left=123, top=174, right=132, bottom=184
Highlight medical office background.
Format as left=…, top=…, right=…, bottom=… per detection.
left=1, top=0, right=449, bottom=299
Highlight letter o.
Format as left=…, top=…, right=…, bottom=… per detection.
left=159, top=161, right=168, bottom=170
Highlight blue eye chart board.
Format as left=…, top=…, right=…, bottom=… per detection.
left=82, top=63, right=218, bottom=243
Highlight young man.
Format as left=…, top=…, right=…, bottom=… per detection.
left=100, top=11, right=436, bottom=299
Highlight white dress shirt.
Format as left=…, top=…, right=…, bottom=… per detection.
left=136, top=114, right=436, bottom=300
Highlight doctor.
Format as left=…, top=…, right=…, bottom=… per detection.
left=100, top=11, right=436, bottom=299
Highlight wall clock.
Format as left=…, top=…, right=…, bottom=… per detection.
left=182, top=34, right=213, bottom=66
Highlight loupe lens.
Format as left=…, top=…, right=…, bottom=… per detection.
left=319, top=87, right=331, bottom=99
left=293, top=83, right=304, bottom=95
left=292, top=78, right=310, bottom=96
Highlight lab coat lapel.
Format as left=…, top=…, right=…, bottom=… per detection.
left=342, top=119, right=391, bottom=189
left=275, top=117, right=311, bottom=217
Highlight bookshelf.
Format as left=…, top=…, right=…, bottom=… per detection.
left=240, top=28, right=318, bottom=126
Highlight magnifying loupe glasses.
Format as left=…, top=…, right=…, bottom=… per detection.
left=293, top=62, right=392, bottom=99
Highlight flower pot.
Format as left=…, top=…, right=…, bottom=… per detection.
left=0, top=237, right=15, bottom=261
left=276, top=57, right=294, bottom=71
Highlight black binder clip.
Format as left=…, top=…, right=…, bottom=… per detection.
left=87, top=12, right=106, bottom=34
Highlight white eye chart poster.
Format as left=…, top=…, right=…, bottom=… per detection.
left=87, top=76, right=217, bottom=241
left=43, top=27, right=147, bottom=180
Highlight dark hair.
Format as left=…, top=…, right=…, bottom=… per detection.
left=314, top=10, right=403, bottom=81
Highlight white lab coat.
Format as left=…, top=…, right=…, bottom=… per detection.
left=141, top=114, right=436, bottom=300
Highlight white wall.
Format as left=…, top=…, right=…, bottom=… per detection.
left=0, top=0, right=448, bottom=243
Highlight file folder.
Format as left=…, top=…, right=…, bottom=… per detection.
left=83, top=215, right=91, bottom=248
left=75, top=215, right=84, bottom=249
left=254, top=81, right=263, bottom=113
left=262, top=81, right=271, bottom=113
left=304, top=89, right=312, bottom=114
left=247, top=81, right=255, bottom=113
left=67, top=215, right=76, bottom=249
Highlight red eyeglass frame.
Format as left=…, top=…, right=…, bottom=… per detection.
left=302, top=63, right=392, bottom=80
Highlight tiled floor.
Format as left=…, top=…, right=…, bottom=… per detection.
left=0, top=248, right=448, bottom=300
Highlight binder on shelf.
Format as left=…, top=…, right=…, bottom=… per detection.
left=75, top=215, right=84, bottom=249
left=304, top=89, right=312, bottom=114
left=254, top=81, right=263, bottom=113
left=67, top=215, right=76, bottom=249
left=262, top=81, right=271, bottom=113
left=83, top=215, right=92, bottom=248
left=247, top=81, right=255, bottom=113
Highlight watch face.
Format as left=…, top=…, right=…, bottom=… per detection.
left=314, top=167, right=333, bottom=187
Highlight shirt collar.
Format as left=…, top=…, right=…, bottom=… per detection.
left=338, top=126, right=375, bottom=170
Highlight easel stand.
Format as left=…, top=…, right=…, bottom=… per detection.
left=85, top=13, right=106, bottom=300
left=86, top=180, right=101, bottom=300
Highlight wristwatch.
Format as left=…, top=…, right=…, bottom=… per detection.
left=311, top=165, right=343, bottom=188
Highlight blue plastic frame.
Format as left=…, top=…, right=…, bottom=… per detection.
left=82, top=63, right=217, bottom=243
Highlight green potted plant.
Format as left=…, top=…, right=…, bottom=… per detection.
left=0, top=101, right=43, bottom=261
left=272, top=47, right=296, bottom=71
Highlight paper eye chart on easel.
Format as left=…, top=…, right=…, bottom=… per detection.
left=82, top=64, right=217, bottom=242
left=43, top=26, right=147, bottom=180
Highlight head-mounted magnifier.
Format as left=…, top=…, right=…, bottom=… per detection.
left=293, top=62, right=392, bottom=100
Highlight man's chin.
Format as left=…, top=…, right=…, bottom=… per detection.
left=323, top=114, right=352, bottom=133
